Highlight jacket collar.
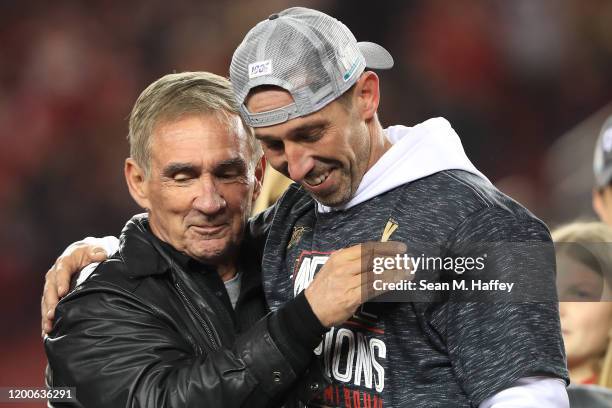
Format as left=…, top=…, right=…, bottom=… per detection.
left=117, top=214, right=263, bottom=288
left=117, top=214, right=213, bottom=278
left=117, top=214, right=170, bottom=278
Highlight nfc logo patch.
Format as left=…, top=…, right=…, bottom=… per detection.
left=248, top=60, right=272, bottom=79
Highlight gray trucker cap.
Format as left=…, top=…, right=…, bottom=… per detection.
left=594, top=116, right=612, bottom=188
left=230, top=7, right=394, bottom=128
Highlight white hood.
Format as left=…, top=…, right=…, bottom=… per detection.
left=317, top=117, right=490, bottom=213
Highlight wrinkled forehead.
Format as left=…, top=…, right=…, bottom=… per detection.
left=151, top=113, right=250, bottom=158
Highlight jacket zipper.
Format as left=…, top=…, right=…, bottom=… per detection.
left=175, top=281, right=221, bottom=351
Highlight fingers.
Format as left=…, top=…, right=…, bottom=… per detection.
left=41, top=243, right=108, bottom=336
left=356, top=260, right=412, bottom=302
left=41, top=275, right=59, bottom=336
left=54, top=260, right=74, bottom=297
left=88, top=246, right=109, bottom=263
left=43, top=309, right=55, bottom=335
left=56, top=245, right=107, bottom=296
left=327, top=243, right=363, bottom=262
left=334, top=240, right=407, bottom=262
left=369, top=241, right=408, bottom=256
left=306, top=241, right=409, bottom=327
left=328, top=242, right=407, bottom=280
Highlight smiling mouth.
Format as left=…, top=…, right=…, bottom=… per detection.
left=304, top=169, right=332, bottom=187
left=190, top=224, right=227, bottom=236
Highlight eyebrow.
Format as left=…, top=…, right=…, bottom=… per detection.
left=214, top=157, right=248, bottom=172
left=256, top=120, right=329, bottom=142
left=161, top=157, right=248, bottom=178
left=161, top=162, right=200, bottom=177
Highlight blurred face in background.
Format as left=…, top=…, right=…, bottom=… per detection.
left=126, top=113, right=261, bottom=265
left=557, top=253, right=612, bottom=381
left=557, top=254, right=605, bottom=302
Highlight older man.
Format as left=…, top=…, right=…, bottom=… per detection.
left=44, top=7, right=569, bottom=408
left=44, top=71, right=402, bottom=408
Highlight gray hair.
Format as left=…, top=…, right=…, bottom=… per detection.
left=128, top=71, right=262, bottom=176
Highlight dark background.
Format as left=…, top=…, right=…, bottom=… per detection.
left=1, top=1, right=612, bottom=405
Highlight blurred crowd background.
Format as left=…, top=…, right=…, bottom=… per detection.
left=1, top=0, right=612, bottom=404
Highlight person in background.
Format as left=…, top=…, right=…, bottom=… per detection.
left=552, top=221, right=612, bottom=407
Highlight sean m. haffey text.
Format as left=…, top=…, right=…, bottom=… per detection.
left=371, top=253, right=517, bottom=294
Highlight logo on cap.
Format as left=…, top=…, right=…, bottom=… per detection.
left=340, top=45, right=360, bottom=82
left=248, top=60, right=272, bottom=79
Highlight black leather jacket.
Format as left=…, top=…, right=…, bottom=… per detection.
left=45, top=215, right=327, bottom=407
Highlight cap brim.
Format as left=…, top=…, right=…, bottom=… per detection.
left=358, top=41, right=394, bottom=70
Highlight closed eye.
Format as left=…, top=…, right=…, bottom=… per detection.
left=263, top=140, right=284, bottom=152
left=174, top=172, right=196, bottom=182
left=293, top=128, right=325, bottom=143
left=214, top=158, right=248, bottom=181
left=162, top=163, right=200, bottom=182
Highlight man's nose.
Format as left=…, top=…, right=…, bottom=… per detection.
left=285, top=142, right=314, bottom=182
left=192, top=176, right=226, bottom=215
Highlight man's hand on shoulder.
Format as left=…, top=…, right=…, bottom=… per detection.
left=41, top=237, right=118, bottom=335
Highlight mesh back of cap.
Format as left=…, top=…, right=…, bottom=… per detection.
left=230, top=7, right=366, bottom=119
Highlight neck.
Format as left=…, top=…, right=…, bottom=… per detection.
left=569, top=358, right=599, bottom=384
left=365, top=118, right=391, bottom=173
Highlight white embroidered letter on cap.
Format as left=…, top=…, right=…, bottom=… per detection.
left=248, top=60, right=272, bottom=79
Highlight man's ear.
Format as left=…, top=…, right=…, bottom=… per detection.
left=252, top=156, right=266, bottom=203
left=353, top=71, right=380, bottom=121
left=125, top=158, right=151, bottom=210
